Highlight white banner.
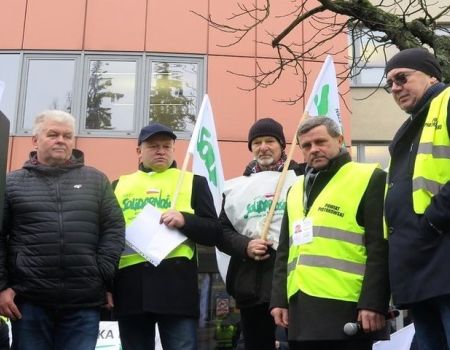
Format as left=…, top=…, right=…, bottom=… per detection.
left=305, top=55, right=343, bottom=130
left=189, top=94, right=225, bottom=214
left=223, top=171, right=298, bottom=250
left=188, top=94, right=229, bottom=281
left=373, top=323, right=415, bottom=350
left=96, top=322, right=162, bottom=350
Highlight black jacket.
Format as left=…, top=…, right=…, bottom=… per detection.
left=218, top=160, right=302, bottom=308
left=271, top=151, right=390, bottom=341
left=385, top=83, right=450, bottom=307
left=1, top=150, right=125, bottom=309
left=113, top=163, right=222, bottom=318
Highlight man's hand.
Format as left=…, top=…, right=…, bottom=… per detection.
left=160, top=209, right=185, bottom=229
left=104, top=292, right=114, bottom=310
left=0, top=288, right=21, bottom=320
left=271, top=307, right=289, bottom=328
left=358, top=309, right=386, bottom=333
left=246, top=239, right=272, bottom=261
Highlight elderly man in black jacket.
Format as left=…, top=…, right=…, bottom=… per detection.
left=271, top=117, right=390, bottom=350
left=0, top=110, right=125, bottom=350
left=384, top=48, right=450, bottom=350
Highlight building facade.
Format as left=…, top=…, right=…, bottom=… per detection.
left=0, top=0, right=354, bottom=348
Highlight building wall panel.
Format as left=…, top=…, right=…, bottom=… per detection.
left=23, top=0, right=86, bottom=50
left=8, top=137, right=31, bottom=172
left=146, top=0, right=208, bottom=54
left=0, top=0, right=26, bottom=49
left=208, top=0, right=256, bottom=57
left=84, top=0, right=146, bottom=51
left=207, top=56, right=255, bottom=142
left=256, top=0, right=304, bottom=59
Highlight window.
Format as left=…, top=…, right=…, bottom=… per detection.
left=148, top=57, right=203, bottom=138
left=82, top=58, right=138, bottom=134
left=0, top=52, right=205, bottom=138
left=350, top=28, right=398, bottom=87
left=350, top=25, right=449, bottom=87
left=20, top=57, right=77, bottom=132
left=0, top=54, right=20, bottom=132
left=353, top=143, right=390, bottom=169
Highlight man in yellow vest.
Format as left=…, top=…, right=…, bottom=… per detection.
left=270, top=117, right=390, bottom=350
left=112, top=123, right=222, bottom=350
left=384, top=48, right=450, bottom=350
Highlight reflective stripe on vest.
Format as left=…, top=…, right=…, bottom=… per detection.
left=115, top=169, right=195, bottom=269
left=412, top=87, right=450, bottom=214
left=286, top=162, right=377, bottom=302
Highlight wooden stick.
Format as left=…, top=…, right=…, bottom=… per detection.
left=170, top=150, right=191, bottom=210
left=260, top=111, right=309, bottom=240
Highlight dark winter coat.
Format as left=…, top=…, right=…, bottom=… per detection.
left=270, top=151, right=390, bottom=341
left=113, top=163, right=222, bottom=318
left=1, top=150, right=125, bottom=309
left=385, top=82, right=450, bottom=307
left=218, top=160, right=302, bottom=308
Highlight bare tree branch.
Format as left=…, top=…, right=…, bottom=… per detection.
left=199, top=0, right=450, bottom=104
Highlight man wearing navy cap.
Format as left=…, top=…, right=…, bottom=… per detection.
left=112, top=123, right=222, bottom=350
left=384, top=48, right=450, bottom=350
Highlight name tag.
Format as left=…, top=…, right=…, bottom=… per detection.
left=292, top=218, right=313, bottom=245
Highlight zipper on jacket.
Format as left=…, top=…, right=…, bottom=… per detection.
left=55, top=178, right=65, bottom=301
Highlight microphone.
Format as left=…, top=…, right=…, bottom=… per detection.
left=343, top=309, right=400, bottom=336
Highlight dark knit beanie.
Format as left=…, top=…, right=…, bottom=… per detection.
left=248, top=118, right=286, bottom=150
left=385, top=48, right=442, bottom=81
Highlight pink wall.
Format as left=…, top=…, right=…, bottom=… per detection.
left=3, top=0, right=351, bottom=181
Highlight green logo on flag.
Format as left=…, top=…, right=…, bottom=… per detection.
left=197, top=126, right=218, bottom=186
left=313, top=84, right=330, bottom=115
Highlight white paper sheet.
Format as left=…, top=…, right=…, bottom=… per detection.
left=125, top=204, right=187, bottom=266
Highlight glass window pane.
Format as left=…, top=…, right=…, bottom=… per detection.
left=358, top=68, right=386, bottom=85
left=364, top=145, right=390, bottom=169
left=350, top=145, right=359, bottom=161
left=149, top=61, right=198, bottom=133
left=351, top=28, right=399, bottom=86
left=0, top=54, right=20, bottom=132
left=23, top=59, right=75, bottom=130
left=85, top=60, right=136, bottom=131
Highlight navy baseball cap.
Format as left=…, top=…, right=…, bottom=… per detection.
left=138, top=123, right=177, bottom=145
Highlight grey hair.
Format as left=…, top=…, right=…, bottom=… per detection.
left=297, top=117, right=342, bottom=139
left=32, top=110, right=76, bottom=136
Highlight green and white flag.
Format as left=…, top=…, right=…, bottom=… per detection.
left=188, top=95, right=229, bottom=280
left=188, top=94, right=225, bottom=214
left=305, top=55, right=343, bottom=130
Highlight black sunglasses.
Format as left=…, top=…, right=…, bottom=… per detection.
left=384, top=71, right=416, bottom=93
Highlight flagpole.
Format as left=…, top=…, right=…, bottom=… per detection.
left=170, top=96, right=207, bottom=210
left=260, top=54, right=339, bottom=240
left=260, top=110, right=309, bottom=241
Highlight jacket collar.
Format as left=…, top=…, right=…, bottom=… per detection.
left=304, top=148, right=351, bottom=176
left=23, top=149, right=85, bottom=174
left=139, top=160, right=178, bottom=173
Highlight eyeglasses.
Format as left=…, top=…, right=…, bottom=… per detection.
left=384, top=71, right=416, bottom=93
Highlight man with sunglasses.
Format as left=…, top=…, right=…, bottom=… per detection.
left=384, top=48, right=450, bottom=350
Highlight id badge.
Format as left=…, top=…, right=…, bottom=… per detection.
left=292, top=218, right=313, bottom=245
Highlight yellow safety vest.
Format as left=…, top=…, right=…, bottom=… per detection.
left=412, top=87, right=450, bottom=214
left=115, top=168, right=195, bottom=269
left=286, top=162, right=377, bottom=302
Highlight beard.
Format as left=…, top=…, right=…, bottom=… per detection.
left=256, top=156, right=275, bottom=167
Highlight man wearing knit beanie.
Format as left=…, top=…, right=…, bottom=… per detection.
left=384, top=47, right=450, bottom=350
left=247, top=118, right=286, bottom=151
left=217, top=118, right=301, bottom=350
